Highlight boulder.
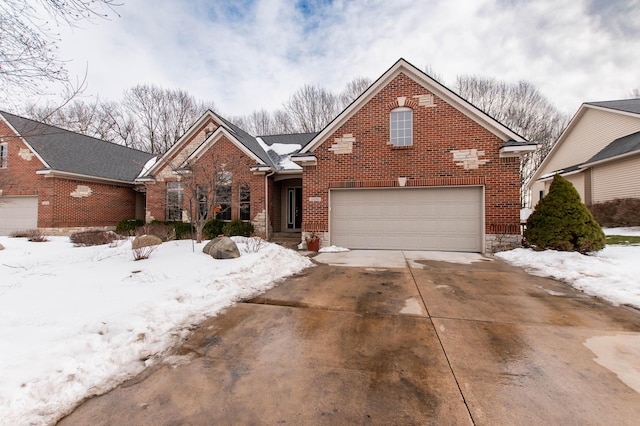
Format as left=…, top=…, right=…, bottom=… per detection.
left=203, top=236, right=240, bottom=259
left=132, top=234, right=163, bottom=250
left=0, top=243, right=4, bottom=250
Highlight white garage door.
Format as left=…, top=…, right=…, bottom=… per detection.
left=0, top=196, right=38, bottom=235
left=330, top=187, right=483, bottom=252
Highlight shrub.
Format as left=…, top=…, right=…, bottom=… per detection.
left=172, top=221, right=193, bottom=240
left=223, top=219, right=254, bottom=237
left=132, top=245, right=158, bottom=261
left=524, top=174, right=605, bottom=253
left=116, top=219, right=144, bottom=236
left=589, top=198, right=640, bottom=227
left=12, top=229, right=49, bottom=242
left=70, top=230, right=120, bottom=246
left=203, top=218, right=225, bottom=239
left=138, top=222, right=176, bottom=241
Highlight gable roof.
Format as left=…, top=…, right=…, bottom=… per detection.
left=582, top=130, right=640, bottom=166
left=143, top=110, right=280, bottom=178
left=586, top=98, right=640, bottom=115
left=299, top=58, right=529, bottom=154
left=529, top=98, right=640, bottom=185
left=259, top=132, right=318, bottom=146
left=0, top=110, right=155, bottom=183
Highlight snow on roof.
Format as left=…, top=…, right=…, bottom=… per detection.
left=138, top=156, right=158, bottom=178
left=256, top=137, right=302, bottom=171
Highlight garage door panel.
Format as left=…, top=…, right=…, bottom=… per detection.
left=0, top=196, right=39, bottom=235
left=330, top=187, right=482, bottom=252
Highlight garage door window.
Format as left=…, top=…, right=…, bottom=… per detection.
left=390, top=107, right=413, bottom=147
left=0, top=142, right=7, bottom=168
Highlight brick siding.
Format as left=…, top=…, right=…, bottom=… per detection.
left=302, top=72, right=521, bottom=236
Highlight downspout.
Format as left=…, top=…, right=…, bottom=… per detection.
left=264, top=170, right=275, bottom=240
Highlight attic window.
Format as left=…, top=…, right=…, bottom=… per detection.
left=0, top=142, right=7, bottom=168
left=390, top=107, right=413, bottom=147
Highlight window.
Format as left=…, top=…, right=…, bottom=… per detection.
left=240, top=184, right=250, bottom=221
left=215, top=185, right=232, bottom=221
left=197, top=185, right=208, bottom=221
left=214, top=170, right=232, bottom=221
left=390, top=107, right=413, bottom=147
left=0, top=142, right=7, bottom=168
left=166, top=182, right=183, bottom=221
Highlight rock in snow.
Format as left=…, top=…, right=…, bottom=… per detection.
left=203, top=236, right=241, bottom=259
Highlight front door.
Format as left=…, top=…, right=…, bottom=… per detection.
left=286, top=187, right=302, bottom=230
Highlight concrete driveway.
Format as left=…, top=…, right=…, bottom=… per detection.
left=59, top=251, right=640, bottom=425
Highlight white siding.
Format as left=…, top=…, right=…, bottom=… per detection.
left=592, top=156, right=640, bottom=203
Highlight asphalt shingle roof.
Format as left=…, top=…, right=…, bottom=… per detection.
left=583, top=130, right=640, bottom=165
left=211, top=112, right=275, bottom=167
left=1, top=111, right=155, bottom=182
left=586, top=98, right=640, bottom=115
left=259, top=132, right=318, bottom=147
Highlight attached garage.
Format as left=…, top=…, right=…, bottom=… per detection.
left=330, top=187, right=483, bottom=252
left=0, top=196, right=38, bottom=235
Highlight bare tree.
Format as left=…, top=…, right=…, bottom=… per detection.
left=339, top=77, right=372, bottom=108
left=284, top=84, right=340, bottom=133
left=172, top=151, right=244, bottom=242
left=0, top=0, right=120, bottom=103
left=123, top=84, right=214, bottom=154
left=629, top=88, right=640, bottom=98
left=455, top=75, right=569, bottom=202
left=423, top=64, right=444, bottom=83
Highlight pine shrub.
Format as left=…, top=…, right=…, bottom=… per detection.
left=524, top=174, right=605, bottom=253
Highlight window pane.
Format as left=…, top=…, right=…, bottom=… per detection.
left=215, top=185, right=232, bottom=221
left=390, top=108, right=412, bottom=146
left=197, top=185, right=208, bottom=221
left=166, top=182, right=183, bottom=221
left=240, top=184, right=250, bottom=221
left=0, top=143, right=7, bottom=168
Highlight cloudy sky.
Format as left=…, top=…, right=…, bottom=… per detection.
left=51, top=0, right=639, bottom=117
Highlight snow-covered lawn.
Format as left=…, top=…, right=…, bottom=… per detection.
left=496, top=227, right=640, bottom=310
left=0, top=236, right=313, bottom=425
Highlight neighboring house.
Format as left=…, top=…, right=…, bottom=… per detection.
left=0, top=111, right=155, bottom=235
left=528, top=98, right=640, bottom=208
left=139, top=59, right=535, bottom=253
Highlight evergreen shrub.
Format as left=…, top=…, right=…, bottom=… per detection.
left=223, top=219, right=254, bottom=237
left=524, top=174, right=605, bottom=253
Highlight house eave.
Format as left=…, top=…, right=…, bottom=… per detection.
left=36, top=169, right=136, bottom=186
left=499, top=144, right=537, bottom=158
left=580, top=149, right=640, bottom=168
left=290, top=154, right=317, bottom=166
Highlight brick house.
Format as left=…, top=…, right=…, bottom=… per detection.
left=140, top=59, right=536, bottom=253
left=1, top=59, right=535, bottom=251
left=0, top=111, right=155, bottom=235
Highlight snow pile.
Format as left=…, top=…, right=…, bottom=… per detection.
left=0, top=236, right=312, bottom=425
left=496, top=245, right=640, bottom=309
left=319, top=245, right=350, bottom=253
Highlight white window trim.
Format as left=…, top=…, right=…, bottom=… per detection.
left=390, top=107, right=413, bottom=147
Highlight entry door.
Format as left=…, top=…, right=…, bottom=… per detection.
left=286, top=187, right=302, bottom=230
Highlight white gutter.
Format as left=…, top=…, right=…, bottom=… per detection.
left=36, top=169, right=136, bottom=186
